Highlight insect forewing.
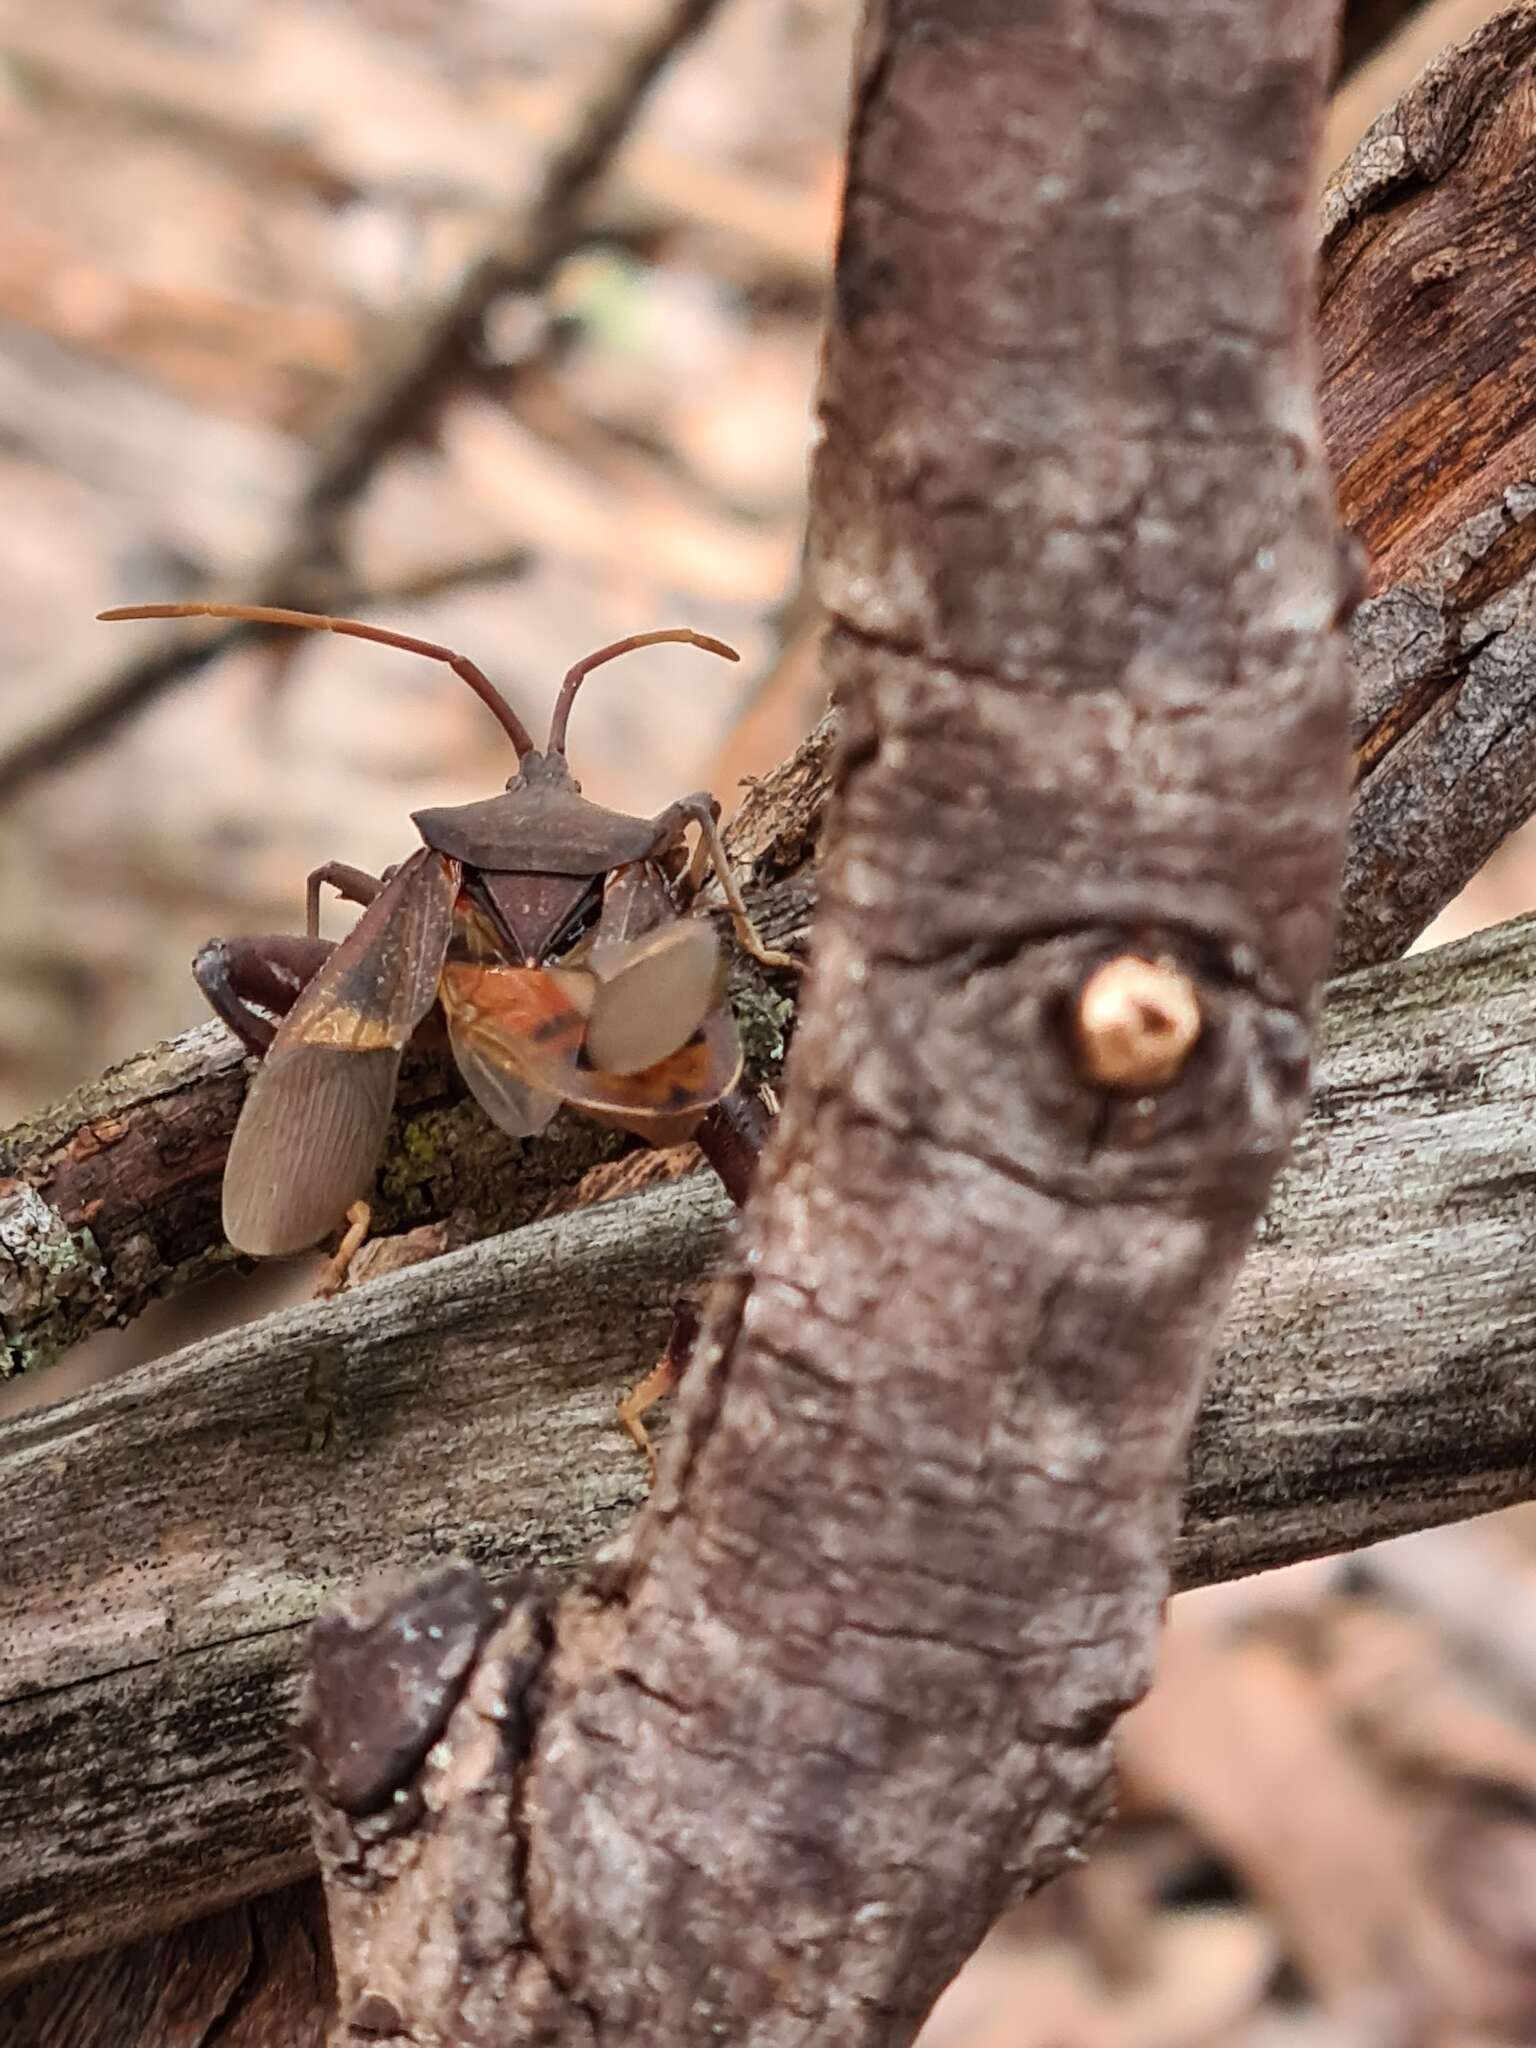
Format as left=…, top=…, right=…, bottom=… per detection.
left=222, top=849, right=460, bottom=1255
left=582, top=861, right=675, bottom=965
left=282, top=848, right=460, bottom=1049
left=223, top=1045, right=402, bottom=1255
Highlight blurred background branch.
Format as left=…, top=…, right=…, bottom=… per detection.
left=1339, top=0, right=1433, bottom=76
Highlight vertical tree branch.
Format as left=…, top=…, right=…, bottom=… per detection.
left=300, top=3, right=1353, bottom=2039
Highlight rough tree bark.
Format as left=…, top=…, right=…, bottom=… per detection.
left=283, top=3, right=1353, bottom=2041
left=16, top=3, right=1536, bottom=2040
left=1324, top=2, right=1536, bottom=967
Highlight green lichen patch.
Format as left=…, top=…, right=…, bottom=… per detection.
left=0, top=1181, right=108, bottom=1378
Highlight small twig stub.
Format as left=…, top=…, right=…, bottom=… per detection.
left=1071, top=955, right=1204, bottom=1092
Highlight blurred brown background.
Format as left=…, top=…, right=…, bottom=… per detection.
left=5, top=1, right=1536, bottom=2041
left=0, top=0, right=849, bottom=1123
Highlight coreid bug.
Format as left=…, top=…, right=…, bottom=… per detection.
left=99, top=603, right=796, bottom=1267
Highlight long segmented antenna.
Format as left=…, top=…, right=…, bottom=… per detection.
left=545, top=629, right=739, bottom=756
left=97, top=601, right=538, bottom=758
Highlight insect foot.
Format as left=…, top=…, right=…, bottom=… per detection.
left=1071, top=955, right=1203, bottom=1093
left=314, top=1202, right=374, bottom=1298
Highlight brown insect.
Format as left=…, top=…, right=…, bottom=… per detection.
left=99, top=603, right=794, bottom=1268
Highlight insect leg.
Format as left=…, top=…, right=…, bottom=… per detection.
left=305, top=861, right=384, bottom=940
left=617, top=1298, right=701, bottom=1480
left=679, top=828, right=711, bottom=899
left=314, top=1201, right=374, bottom=1298
left=648, top=793, right=800, bottom=974
left=194, top=934, right=334, bottom=1054
left=694, top=1084, right=771, bottom=1206
left=615, top=1084, right=772, bottom=1474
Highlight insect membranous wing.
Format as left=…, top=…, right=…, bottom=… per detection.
left=437, top=962, right=591, bottom=1113
left=584, top=861, right=675, bottom=958
left=562, top=1007, right=742, bottom=1132
left=439, top=954, right=740, bottom=1139
left=446, top=1016, right=562, bottom=1138
left=221, top=849, right=461, bottom=1255
left=584, top=920, right=725, bottom=1075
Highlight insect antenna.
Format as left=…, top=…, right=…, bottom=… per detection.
left=546, top=629, right=740, bottom=756
left=97, top=601, right=538, bottom=758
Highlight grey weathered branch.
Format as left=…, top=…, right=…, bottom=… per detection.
left=13, top=878, right=1536, bottom=1985
left=0, top=1175, right=713, bottom=1983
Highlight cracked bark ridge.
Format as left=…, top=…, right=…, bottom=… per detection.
left=304, top=1579, right=559, bottom=2038
left=301, top=3, right=1352, bottom=2041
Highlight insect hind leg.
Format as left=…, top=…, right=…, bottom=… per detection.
left=618, top=1299, right=701, bottom=1480
left=194, top=934, right=334, bottom=1054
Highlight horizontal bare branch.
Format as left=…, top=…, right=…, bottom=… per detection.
left=7, top=910, right=1536, bottom=1981
left=7, top=0, right=1536, bottom=1380
left=0, top=744, right=819, bottom=1380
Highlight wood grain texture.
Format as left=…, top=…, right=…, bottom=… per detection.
left=1184, top=909, right=1536, bottom=1581
left=0, top=1884, right=332, bottom=2047
left=1320, top=3, right=1536, bottom=967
